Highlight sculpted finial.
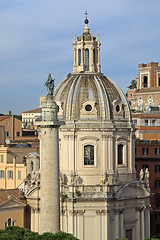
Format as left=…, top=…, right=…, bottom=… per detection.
left=44, top=73, right=55, bottom=95
left=84, top=11, right=89, bottom=25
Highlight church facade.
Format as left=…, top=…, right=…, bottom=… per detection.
left=26, top=17, right=150, bottom=240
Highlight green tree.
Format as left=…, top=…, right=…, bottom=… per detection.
left=0, top=226, right=79, bottom=240
left=127, top=79, right=137, bottom=89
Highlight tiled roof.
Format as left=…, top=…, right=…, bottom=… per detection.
left=135, top=87, right=160, bottom=94
left=0, top=189, right=26, bottom=205
left=22, top=108, right=42, bottom=114
left=7, top=147, right=38, bottom=164
left=0, top=116, right=9, bottom=121
left=132, top=113, right=160, bottom=118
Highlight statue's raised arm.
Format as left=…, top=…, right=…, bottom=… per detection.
left=44, top=73, right=55, bottom=95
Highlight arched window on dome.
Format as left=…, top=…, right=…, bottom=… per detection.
left=143, top=76, right=148, bottom=88
left=93, top=49, right=95, bottom=65
left=84, top=145, right=94, bottom=165
left=78, top=49, right=81, bottom=66
left=85, top=48, right=89, bottom=71
left=118, top=144, right=123, bottom=165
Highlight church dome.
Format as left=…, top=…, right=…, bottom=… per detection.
left=54, top=17, right=131, bottom=122
left=54, top=73, right=131, bottom=121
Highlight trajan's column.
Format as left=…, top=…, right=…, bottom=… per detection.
left=36, top=74, right=64, bottom=234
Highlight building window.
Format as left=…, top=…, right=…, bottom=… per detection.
left=155, top=214, right=160, bottom=220
left=18, top=171, right=21, bottom=180
left=156, top=198, right=160, bottom=207
left=16, top=131, right=20, bottom=137
left=85, top=48, right=89, bottom=71
left=78, top=49, right=81, bottom=66
left=155, top=148, right=160, bottom=155
left=118, top=144, right=123, bottom=164
left=155, top=180, right=160, bottom=189
left=145, top=120, right=148, bottom=126
left=6, top=131, right=9, bottom=137
left=156, top=224, right=160, bottom=233
left=84, top=145, right=94, bottom=165
left=6, top=123, right=9, bottom=126
left=143, top=76, right=148, bottom=88
left=8, top=170, right=13, bottom=179
left=93, top=49, right=95, bottom=64
left=159, top=78, right=160, bottom=87
left=1, top=155, right=4, bottom=163
left=133, top=119, right=137, bottom=125
left=155, top=165, right=160, bottom=173
left=135, top=148, right=137, bottom=154
left=142, top=148, right=148, bottom=154
left=152, top=120, right=156, bottom=126
left=4, top=218, right=15, bottom=227
left=0, top=170, right=5, bottom=178
left=142, top=164, right=149, bottom=170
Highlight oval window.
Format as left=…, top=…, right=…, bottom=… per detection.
left=116, top=105, right=120, bottom=112
left=85, top=104, right=92, bottom=111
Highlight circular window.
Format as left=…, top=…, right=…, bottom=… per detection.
left=116, top=105, right=120, bottom=112
left=85, top=104, right=92, bottom=111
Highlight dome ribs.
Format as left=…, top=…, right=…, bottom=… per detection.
left=101, top=75, right=121, bottom=102
left=96, top=75, right=111, bottom=119
left=54, top=73, right=131, bottom=121
left=66, top=75, right=79, bottom=120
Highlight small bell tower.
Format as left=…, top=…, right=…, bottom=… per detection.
left=73, top=12, right=101, bottom=73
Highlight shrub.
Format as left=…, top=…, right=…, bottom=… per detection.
left=0, top=227, right=79, bottom=240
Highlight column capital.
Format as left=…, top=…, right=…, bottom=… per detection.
left=77, top=210, right=85, bottom=216
left=96, top=210, right=101, bottom=216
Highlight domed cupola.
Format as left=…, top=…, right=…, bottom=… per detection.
left=72, top=13, right=101, bottom=73
left=54, top=15, right=131, bottom=122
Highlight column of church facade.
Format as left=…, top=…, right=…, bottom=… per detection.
left=96, top=210, right=102, bottom=240
left=113, top=209, right=120, bottom=239
left=61, top=210, right=68, bottom=233
left=68, top=134, right=75, bottom=171
left=107, top=135, right=114, bottom=174
left=34, top=208, right=39, bottom=232
left=140, top=207, right=145, bottom=240
left=77, top=211, right=84, bottom=240
left=144, top=205, right=150, bottom=238
left=81, top=46, right=84, bottom=70
left=89, top=46, right=94, bottom=72
left=63, top=135, right=69, bottom=172
left=68, top=209, right=75, bottom=235
left=102, top=135, right=108, bottom=172
left=31, top=208, right=35, bottom=232
left=101, top=211, right=107, bottom=240
left=106, top=210, right=110, bottom=239
left=120, top=210, right=124, bottom=238
left=73, top=48, right=76, bottom=66
left=135, top=207, right=141, bottom=239
left=73, top=211, right=77, bottom=237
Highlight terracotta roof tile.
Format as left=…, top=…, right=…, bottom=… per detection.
left=0, top=116, right=10, bottom=121
left=22, top=108, right=41, bottom=114
left=0, top=189, right=26, bottom=204
left=135, top=87, right=160, bottom=94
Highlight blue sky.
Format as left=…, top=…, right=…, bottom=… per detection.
left=0, top=0, right=160, bottom=114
